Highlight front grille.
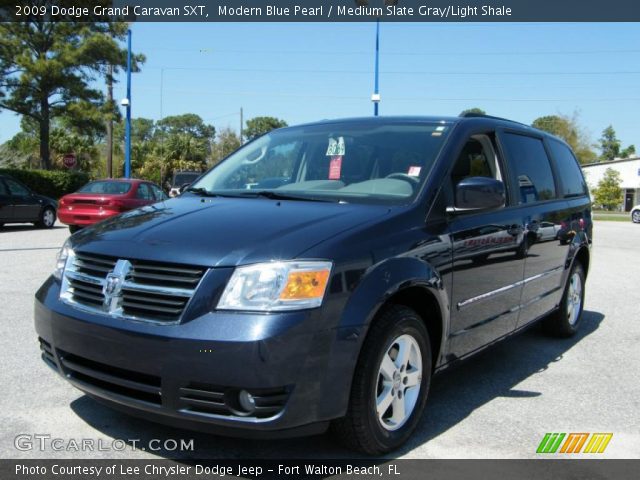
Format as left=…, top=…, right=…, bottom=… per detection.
left=130, top=260, right=204, bottom=289
left=58, top=350, right=162, bottom=405
left=60, top=252, right=206, bottom=323
left=179, top=382, right=290, bottom=419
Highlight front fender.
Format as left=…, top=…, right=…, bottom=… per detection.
left=339, top=256, right=447, bottom=329
left=316, top=256, right=449, bottom=419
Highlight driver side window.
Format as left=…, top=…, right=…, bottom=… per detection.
left=451, top=135, right=502, bottom=191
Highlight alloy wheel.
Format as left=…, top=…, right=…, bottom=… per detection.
left=376, top=334, right=422, bottom=431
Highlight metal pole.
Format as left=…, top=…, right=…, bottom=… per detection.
left=160, top=68, right=164, bottom=185
left=374, top=18, right=380, bottom=117
left=240, top=107, right=244, bottom=145
left=124, top=28, right=132, bottom=178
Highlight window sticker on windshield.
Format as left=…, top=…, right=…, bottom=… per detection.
left=408, top=166, right=422, bottom=177
left=329, top=156, right=343, bottom=180
left=326, top=137, right=346, bottom=156
left=432, top=126, right=446, bottom=137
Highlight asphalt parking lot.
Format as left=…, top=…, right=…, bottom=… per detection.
left=1, top=221, right=638, bottom=459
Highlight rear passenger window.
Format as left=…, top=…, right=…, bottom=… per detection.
left=501, top=133, right=556, bottom=204
left=547, top=140, right=588, bottom=198
left=136, top=184, right=154, bottom=200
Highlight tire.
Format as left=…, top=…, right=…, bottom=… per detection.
left=332, top=305, right=432, bottom=455
left=36, top=207, right=56, bottom=229
left=543, top=261, right=586, bottom=337
left=632, top=210, right=640, bottom=224
left=68, top=225, right=81, bottom=234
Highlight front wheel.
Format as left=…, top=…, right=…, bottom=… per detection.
left=332, top=305, right=432, bottom=454
left=543, top=261, right=586, bottom=337
left=632, top=210, right=640, bottom=223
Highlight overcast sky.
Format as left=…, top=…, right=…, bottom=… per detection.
left=1, top=22, right=638, bottom=150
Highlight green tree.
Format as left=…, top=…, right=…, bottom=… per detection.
left=114, top=117, right=156, bottom=171
left=3, top=116, right=101, bottom=171
left=620, top=144, right=636, bottom=159
left=143, top=114, right=214, bottom=183
left=156, top=113, right=215, bottom=140
left=210, top=128, right=241, bottom=166
left=599, top=125, right=621, bottom=161
left=0, top=19, right=143, bottom=169
left=244, top=116, right=288, bottom=141
left=459, top=107, right=486, bottom=116
left=531, top=113, right=597, bottom=164
left=593, top=167, right=623, bottom=211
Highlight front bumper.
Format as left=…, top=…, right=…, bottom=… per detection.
left=35, top=277, right=364, bottom=438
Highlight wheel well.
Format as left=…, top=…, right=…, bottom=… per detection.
left=384, top=286, right=443, bottom=369
left=574, top=247, right=590, bottom=276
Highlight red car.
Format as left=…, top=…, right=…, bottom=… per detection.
left=58, top=179, right=168, bottom=233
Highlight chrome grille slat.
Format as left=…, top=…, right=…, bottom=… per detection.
left=133, top=264, right=203, bottom=275
left=120, top=290, right=186, bottom=307
left=121, top=301, right=184, bottom=315
left=61, top=252, right=206, bottom=324
left=75, top=253, right=117, bottom=267
left=70, top=289, right=104, bottom=304
left=73, top=261, right=112, bottom=274
left=130, top=271, right=201, bottom=285
left=120, top=281, right=194, bottom=297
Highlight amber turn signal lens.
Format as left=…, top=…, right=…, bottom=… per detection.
left=279, top=270, right=330, bottom=300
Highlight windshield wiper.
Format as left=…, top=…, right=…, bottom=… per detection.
left=245, top=190, right=333, bottom=202
left=184, top=187, right=219, bottom=197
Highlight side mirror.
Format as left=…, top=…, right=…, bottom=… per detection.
left=179, top=183, right=191, bottom=194
left=447, top=177, right=505, bottom=214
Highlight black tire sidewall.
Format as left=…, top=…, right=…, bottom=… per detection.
left=361, top=311, right=432, bottom=451
left=560, top=262, right=586, bottom=335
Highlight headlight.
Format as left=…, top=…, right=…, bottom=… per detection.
left=217, top=261, right=332, bottom=311
left=53, top=239, right=74, bottom=281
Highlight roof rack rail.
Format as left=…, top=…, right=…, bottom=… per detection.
left=458, top=112, right=531, bottom=127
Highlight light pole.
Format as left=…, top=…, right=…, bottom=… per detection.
left=124, top=28, right=132, bottom=178
left=359, top=1, right=398, bottom=115
left=372, top=18, right=380, bottom=116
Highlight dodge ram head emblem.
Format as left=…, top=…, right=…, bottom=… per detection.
left=103, top=259, right=132, bottom=311
left=104, top=273, right=123, bottom=297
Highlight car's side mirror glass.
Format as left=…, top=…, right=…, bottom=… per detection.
left=447, top=177, right=505, bottom=214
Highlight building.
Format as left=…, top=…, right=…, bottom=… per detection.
left=581, top=157, right=640, bottom=211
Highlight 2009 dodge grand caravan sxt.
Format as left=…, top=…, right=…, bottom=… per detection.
left=35, top=114, right=592, bottom=454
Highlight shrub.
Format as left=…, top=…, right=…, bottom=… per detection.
left=0, top=168, right=90, bottom=200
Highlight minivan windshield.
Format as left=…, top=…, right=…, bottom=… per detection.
left=190, top=122, right=451, bottom=204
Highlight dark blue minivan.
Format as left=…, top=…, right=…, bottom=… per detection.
left=35, top=115, right=592, bottom=454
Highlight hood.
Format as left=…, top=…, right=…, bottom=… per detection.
left=71, top=196, right=391, bottom=267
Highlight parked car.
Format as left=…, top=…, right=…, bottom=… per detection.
left=0, top=174, right=57, bottom=229
left=36, top=115, right=592, bottom=454
left=169, top=171, right=201, bottom=197
left=631, top=205, right=640, bottom=223
left=57, top=178, right=168, bottom=233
